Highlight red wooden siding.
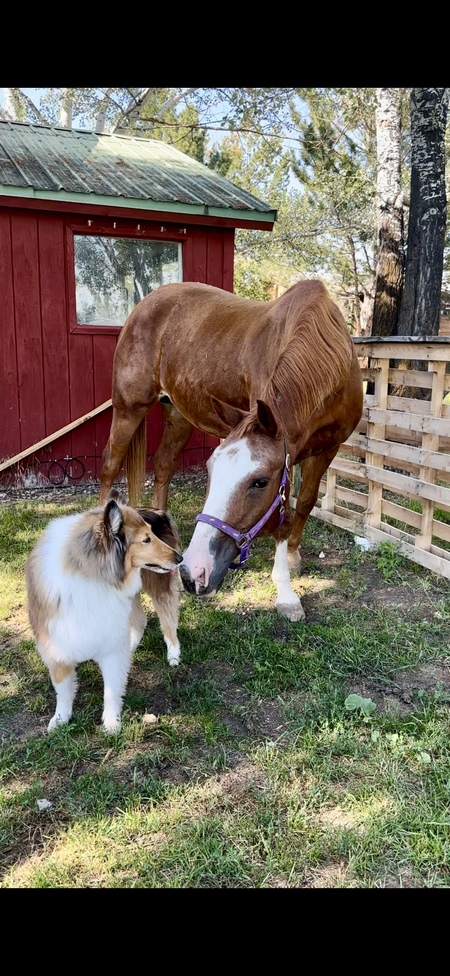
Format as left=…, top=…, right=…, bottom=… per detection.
left=12, top=212, right=46, bottom=450
left=0, top=206, right=235, bottom=486
left=38, top=216, right=72, bottom=464
left=182, top=225, right=234, bottom=286
left=0, top=212, right=19, bottom=460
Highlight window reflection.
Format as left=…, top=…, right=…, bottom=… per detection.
left=74, top=236, right=181, bottom=326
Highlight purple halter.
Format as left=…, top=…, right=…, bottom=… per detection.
left=195, top=454, right=290, bottom=570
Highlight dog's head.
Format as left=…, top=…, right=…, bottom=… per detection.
left=76, top=499, right=182, bottom=584
left=113, top=501, right=183, bottom=575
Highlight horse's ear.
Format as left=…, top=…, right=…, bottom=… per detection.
left=256, top=399, right=280, bottom=438
left=210, top=396, right=247, bottom=431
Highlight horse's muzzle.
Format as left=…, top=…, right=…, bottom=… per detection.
left=179, top=535, right=239, bottom=597
left=178, top=562, right=216, bottom=597
left=178, top=572, right=212, bottom=598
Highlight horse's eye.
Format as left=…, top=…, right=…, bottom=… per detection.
left=143, top=535, right=151, bottom=543
left=251, top=478, right=270, bottom=490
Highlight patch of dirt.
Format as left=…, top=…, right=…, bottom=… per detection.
left=301, top=860, right=357, bottom=888
left=363, top=584, right=445, bottom=623
left=348, top=660, right=450, bottom=716
left=206, top=659, right=290, bottom=742
left=0, top=708, right=46, bottom=744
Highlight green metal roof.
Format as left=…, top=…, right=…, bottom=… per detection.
left=0, top=120, right=277, bottom=225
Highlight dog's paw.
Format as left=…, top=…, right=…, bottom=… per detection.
left=102, top=716, right=121, bottom=734
left=48, top=714, right=68, bottom=731
left=167, top=649, right=181, bottom=666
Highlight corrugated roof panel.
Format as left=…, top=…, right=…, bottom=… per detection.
left=0, top=120, right=276, bottom=221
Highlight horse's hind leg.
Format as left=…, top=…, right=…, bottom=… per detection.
left=152, top=401, right=194, bottom=510
left=99, top=404, right=148, bottom=504
left=287, top=447, right=340, bottom=570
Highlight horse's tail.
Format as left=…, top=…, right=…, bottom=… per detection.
left=124, top=416, right=147, bottom=506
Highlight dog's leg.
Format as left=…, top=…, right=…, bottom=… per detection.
left=99, top=651, right=132, bottom=733
left=150, top=579, right=181, bottom=666
left=47, top=661, right=78, bottom=731
left=130, top=594, right=147, bottom=655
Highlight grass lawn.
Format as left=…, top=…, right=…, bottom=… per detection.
left=1, top=470, right=450, bottom=888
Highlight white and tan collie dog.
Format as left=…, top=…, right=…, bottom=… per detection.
left=26, top=498, right=183, bottom=733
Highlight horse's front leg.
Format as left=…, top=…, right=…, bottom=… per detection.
left=272, top=539, right=305, bottom=621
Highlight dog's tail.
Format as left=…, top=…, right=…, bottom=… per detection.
left=124, top=416, right=147, bottom=506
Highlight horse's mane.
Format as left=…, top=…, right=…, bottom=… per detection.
left=262, top=281, right=353, bottom=428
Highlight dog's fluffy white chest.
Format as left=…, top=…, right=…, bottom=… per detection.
left=41, top=515, right=143, bottom=664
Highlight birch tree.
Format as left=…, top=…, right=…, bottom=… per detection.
left=371, top=88, right=405, bottom=336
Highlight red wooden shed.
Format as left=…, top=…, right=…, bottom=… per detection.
left=0, top=120, right=276, bottom=489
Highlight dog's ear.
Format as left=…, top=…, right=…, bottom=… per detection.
left=109, top=486, right=126, bottom=503
left=103, top=498, right=123, bottom=537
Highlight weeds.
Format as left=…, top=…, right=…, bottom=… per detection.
left=376, top=541, right=406, bottom=581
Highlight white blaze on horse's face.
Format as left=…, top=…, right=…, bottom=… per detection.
left=181, top=436, right=254, bottom=595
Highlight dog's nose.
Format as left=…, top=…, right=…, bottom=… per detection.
left=175, top=552, right=183, bottom=565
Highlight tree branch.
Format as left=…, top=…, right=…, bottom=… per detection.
left=3, top=87, right=49, bottom=125
left=135, top=115, right=303, bottom=144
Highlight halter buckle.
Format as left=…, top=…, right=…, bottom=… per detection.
left=235, top=532, right=248, bottom=550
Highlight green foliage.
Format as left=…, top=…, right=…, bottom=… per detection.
left=376, top=541, right=406, bottom=581
left=288, top=89, right=377, bottom=295
left=233, top=257, right=273, bottom=301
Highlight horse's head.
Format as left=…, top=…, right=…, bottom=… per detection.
left=180, top=397, right=291, bottom=598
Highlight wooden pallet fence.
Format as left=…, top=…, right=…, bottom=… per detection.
left=291, top=336, right=450, bottom=580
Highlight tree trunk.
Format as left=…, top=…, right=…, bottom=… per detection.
left=397, top=88, right=449, bottom=338
left=95, top=89, right=113, bottom=133
left=3, top=88, right=22, bottom=121
left=59, top=89, right=73, bottom=129
left=371, top=88, right=404, bottom=337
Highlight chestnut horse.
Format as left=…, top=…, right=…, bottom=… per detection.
left=99, top=279, right=363, bottom=621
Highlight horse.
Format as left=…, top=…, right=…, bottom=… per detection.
left=99, top=278, right=363, bottom=621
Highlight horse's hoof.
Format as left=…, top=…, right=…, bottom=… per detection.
left=287, top=549, right=302, bottom=572
left=276, top=601, right=306, bottom=622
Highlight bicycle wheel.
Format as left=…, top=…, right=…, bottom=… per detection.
left=47, top=462, right=66, bottom=486
left=64, top=458, right=85, bottom=482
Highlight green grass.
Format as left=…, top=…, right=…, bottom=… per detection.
left=1, top=473, right=450, bottom=888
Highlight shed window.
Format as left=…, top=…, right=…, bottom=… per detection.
left=74, top=235, right=181, bottom=326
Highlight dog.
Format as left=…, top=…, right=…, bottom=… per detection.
left=25, top=497, right=183, bottom=733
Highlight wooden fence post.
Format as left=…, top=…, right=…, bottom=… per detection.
left=415, top=360, right=446, bottom=550
left=364, top=357, right=389, bottom=532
